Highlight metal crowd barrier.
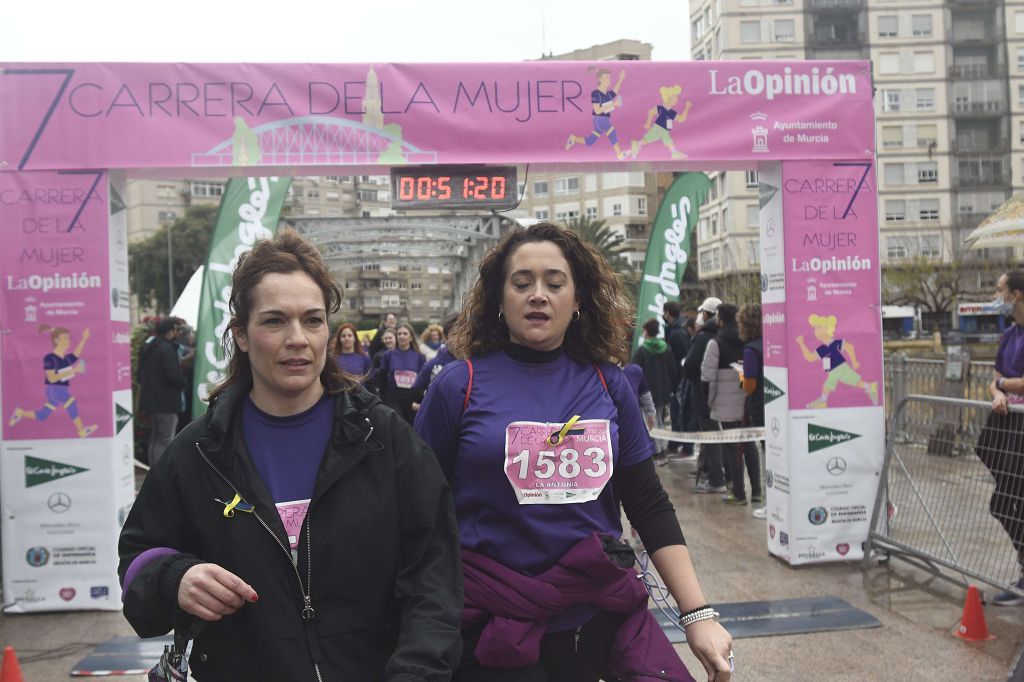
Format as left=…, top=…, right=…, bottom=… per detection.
left=866, top=394, right=1024, bottom=600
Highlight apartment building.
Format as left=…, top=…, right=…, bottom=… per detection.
left=689, top=0, right=1023, bottom=317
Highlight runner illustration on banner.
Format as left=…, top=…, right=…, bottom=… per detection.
left=8, top=325, right=98, bottom=438
left=795, top=314, right=879, bottom=409
left=628, top=85, right=692, bottom=160
left=565, top=67, right=629, bottom=160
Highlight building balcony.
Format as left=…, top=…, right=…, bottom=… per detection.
left=359, top=270, right=383, bottom=280
left=808, top=30, right=864, bottom=48
left=954, top=212, right=989, bottom=230
left=949, top=0, right=995, bottom=6
left=949, top=100, right=1005, bottom=117
left=954, top=173, right=1007, bottom=187
left=948, top=63, right=1006, bottom=79
left=950, top=29, right=1000, bottom=45
left=951, top=138, right=1009, bottom=154
left=807, top=0, right=862, bottom=10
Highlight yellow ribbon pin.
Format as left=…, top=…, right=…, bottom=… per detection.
left=222, top=493, right=254, bottom=518
left=549, top=415, right=582, bottom=446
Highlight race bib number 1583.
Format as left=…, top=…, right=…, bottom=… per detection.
left=503, top=419, right=614, bottom=505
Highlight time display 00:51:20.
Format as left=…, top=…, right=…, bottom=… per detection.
left=396, top=174, right=508, bottom=202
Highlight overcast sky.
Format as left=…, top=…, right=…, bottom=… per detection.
left=1, top=0, right=691, bottom=63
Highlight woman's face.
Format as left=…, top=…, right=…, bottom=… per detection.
left=233, top=271, right=328, bottom=414
left=338, top=328, right=356, bottom=352
left=397, top=326, right=412, bottom=350
left=598, top=72, right=611, bottom=90
left=382, top=331, right=396, bottom=350
left=384, top=313, right=397, bottom=327
left=500, top=240, right=578, bottom=352
left=429, top=329, right=441, bottom=343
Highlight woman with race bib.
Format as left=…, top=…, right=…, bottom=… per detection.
left=415, top=223, right=733, bottom=681
left=379, top=322, right=426, bottom=424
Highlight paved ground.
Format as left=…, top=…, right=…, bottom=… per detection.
left=2, top=458, right=1023, bottom=680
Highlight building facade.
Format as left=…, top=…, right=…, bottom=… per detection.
left=689, top=0, right=1023, bottom=322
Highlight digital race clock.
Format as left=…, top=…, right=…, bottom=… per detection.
left=390, top=165, right=518, bottom=210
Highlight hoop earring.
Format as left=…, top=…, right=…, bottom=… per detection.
left=498, top=311, right=505, bottom=323
left=572, top=310, right=581, bottom=321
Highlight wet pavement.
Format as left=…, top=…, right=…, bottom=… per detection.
left=2, top=457, right=1022, bottom=680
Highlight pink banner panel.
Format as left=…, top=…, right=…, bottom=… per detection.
left=0, top=62, right=874, bottom=172
left=1, top=171, right=114, bottom=440
left=782, top=161, right=883, bottom=411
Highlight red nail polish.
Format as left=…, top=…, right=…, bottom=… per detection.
left=251, top=594, right=259, bottom=603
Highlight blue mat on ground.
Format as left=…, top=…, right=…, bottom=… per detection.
left=71, top=635, right=173, bottom=676
left=72, top=597, right=878, bottom=675
left=653, top=595, right=881, bottom=642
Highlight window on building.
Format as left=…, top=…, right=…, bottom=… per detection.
left=535, top=210, right=549, bottom=220
left=885, top=200, right=906, bottom=222
left=325, top=191, right=339, bottom=200
left=158, top=210, right=176, bottom=222
left=884, top=163, right=905, bottom=186
left=1019, top=85, right=1024, bottom=106
left=156, top=184, right=177, bottom=199
left=613, top=203, right=623, bottom=216
left=917, top=124, right=937, bottom=148
left=746, top=204, right=759, bottom=227
left=362, top=210, right=371, bottom=218
left=915, top=88, right=935, bottom=111
left=358, top=190, right=377, bottom=201
left=191, top=182, right=224, bottom=198
left=911, top=14, right=932, bottom=37
left=886, top=237, right=911, bottom=259
left=918, top=162, right=938, bottom=183
left=773, top=19, right=795, bottom=42
left=637, top=198, right=647, bottom=215
left=920, top=235, right=941, bottom=258
left=554, top=177, right=580, bottom=194
left=1016, top=11, right=1024, bottom=33
left=745, top=170, right=758, bottom=188
left=882, top=126, right=903, bottom=148
left=879, top=53, right=901, bottom=75
left=913, top=52, right=935, bottom=74
left=533, top=181, right=549, bottom=197
left=586, top=206, right=598, bottom=220
left=882, top=90, right=901, bottom=112
left=878, top=15, right=899, bottom=37
left=919, top=199, right=940, bottom=221
left=710, top=214, right=718, bottom=236
left=741, top=21, right=761, bottom=43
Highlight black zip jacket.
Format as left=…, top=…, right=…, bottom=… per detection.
left=118, top=380, right=462, bottom=681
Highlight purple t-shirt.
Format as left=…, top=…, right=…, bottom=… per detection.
left=43, top=353, right=77, bottom=386
left=816, top=339, right=845, bottom=371
left=242, top=394, right=333, bottom=550
left=336, top=352, right=373, bottom=383
left=622, top=363, right=650, bottom=400
left=743, top=346, right=762, bottom=381
left=382, top=348, right=426, bottom=391
left=996, top=324, right=1024, bottom=380
left=414, top=351, right=653, bottom=576
left=413, top=345, right=456, bottom=393
left=591, top=89, right=617, bottom=117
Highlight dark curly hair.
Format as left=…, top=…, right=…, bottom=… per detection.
left=449, top=222, right=632, bottom=365
left=738, top=303, right=762, bottom=343
left=208, top=228, right=357, bottom=404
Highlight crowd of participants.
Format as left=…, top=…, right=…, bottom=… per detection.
left=118, top=224, right=737, bottom=681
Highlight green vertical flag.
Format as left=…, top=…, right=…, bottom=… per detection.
left=632, top=172, right=712, bottom=352
left=192, top=177, right=291, bottom=419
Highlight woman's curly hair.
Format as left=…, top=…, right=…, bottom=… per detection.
left=449, top=222, right=632, bottom=365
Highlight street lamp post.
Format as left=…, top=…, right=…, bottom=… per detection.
left=167, top=216, right=175, bottom=312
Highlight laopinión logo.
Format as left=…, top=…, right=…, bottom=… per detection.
left=807, top=424, right=860, bottom=453
left=808, top=507, right=828, bottom=525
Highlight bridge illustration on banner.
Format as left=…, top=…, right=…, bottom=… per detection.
left=190, top=115, right=438, bottom=167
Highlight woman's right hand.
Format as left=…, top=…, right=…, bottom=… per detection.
left=178, top=563, right=259, bottom=621
left=993, top=393, right=1010, bottom=415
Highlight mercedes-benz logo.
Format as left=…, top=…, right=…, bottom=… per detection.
left=771, top=418, right=782, bottom=437
left=47, top=492, right=71, bottom=514
left=826, top=457, right=847, bottom=476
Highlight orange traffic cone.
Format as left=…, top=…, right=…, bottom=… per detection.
left=954, top=585, right=996, bottom=641
left=0, top=646, right=24, bottom=682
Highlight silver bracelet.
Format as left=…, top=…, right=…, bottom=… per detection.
left=680, top=607, right=719, bottom=628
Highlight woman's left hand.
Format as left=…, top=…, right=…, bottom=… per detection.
left=685, top=619, right=733, bottom=681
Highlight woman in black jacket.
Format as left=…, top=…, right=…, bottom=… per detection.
left=118, top=230, right=462, bottom=681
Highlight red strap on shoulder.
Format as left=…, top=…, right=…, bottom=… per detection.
left=463, top=359, right=474, bottom=412
left=593, top=364, right=609, bottom=393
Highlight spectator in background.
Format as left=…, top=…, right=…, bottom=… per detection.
left=623, top=363, right=658, bottom=433
left=420, top=323, right=445, bottom=361
left=137, top=317, right=187, bottom=466
left=735, top=304, right=764, bottom=507
left=370, top=328, right=397, bottom=396
left=700, top=303, right=746, bottom=501
left=411, top=312, right=460, bottom=410
left=367, top=312, right=398, bottom=358
left=663, top=301, right=693, bottom=459
left=681, top=297, right=721, bottom=483
left=176, top=323, right=197, bottom=431
left=632, top=318, right=679, bottom=457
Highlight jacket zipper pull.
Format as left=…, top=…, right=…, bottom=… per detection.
left=574, top=626, right=581, bottom=653
left=302, top=595, right=315, bottom=621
